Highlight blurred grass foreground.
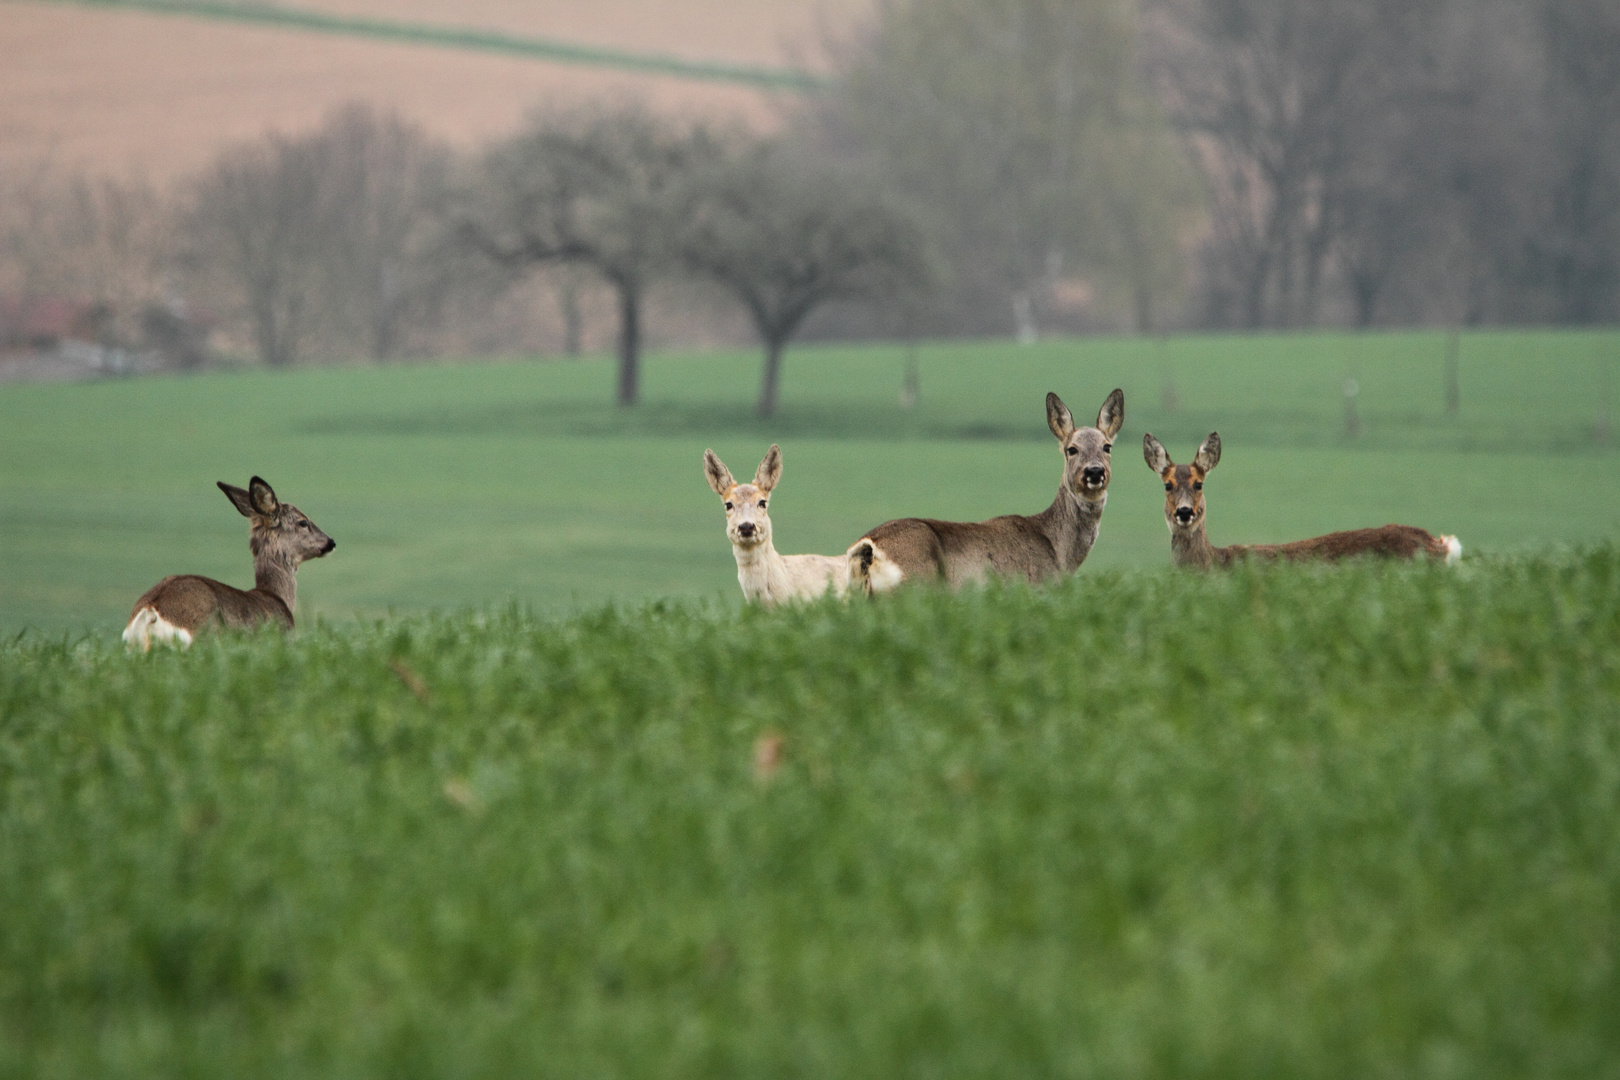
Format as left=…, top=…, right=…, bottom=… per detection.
left=3, top=549, right=1619, bottom=1077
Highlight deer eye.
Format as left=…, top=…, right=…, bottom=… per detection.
left=758, top=501, right=767, bottom=508
left=724, top=502, right=733, bottom=510
left=1165, top=482, right=1173, bottom=491
left=1193, top=482, right=1203, bottom=491
left=1066, top=447, right=1078, bottom=457
left=1102, top=443, right=1112, bottom=453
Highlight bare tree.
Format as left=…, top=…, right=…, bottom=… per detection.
left=187, top=134, right=333, bottom=367
left=458, top=107, right=706, bottom=406
left=1150, top=0, right=1442, bottom=328
left=815, top=0, right=1198, bottom=337
left=1532, top=0, right=1620, bottom=324
left=312, top=105, right=456, bottom=361
left=681, top=143, right=932, bottom=417
left=0, top=161, right=171, bottom=349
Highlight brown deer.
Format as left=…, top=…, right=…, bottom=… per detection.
left=1142, top=431, right=1461, bottom=569
left=122, top=476, right=335, bottom=649
left=848, top=389, right=1124, bottom=594
left=704, top=445, right=849, bottom=606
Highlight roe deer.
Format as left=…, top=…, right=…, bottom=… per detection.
left=704, top=445, right=849, bottom=606
left=848, top=389, right=1124, bottom=594
left=1142, top=431, right=1461, bottom=569
left=122, top=476, right=335, bottom=649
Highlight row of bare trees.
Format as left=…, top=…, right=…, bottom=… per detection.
left=3, top=0, right=1615, bottom=397
left=456, top=112, right=929, bottom=412
left=1, top=105, right=928, bottom=415
left=1141, top=0, right=1620, bottom=330
left=800, top=0, right=1619, bottom=335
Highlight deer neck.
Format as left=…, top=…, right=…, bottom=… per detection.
left=1170, top=519, right=1217, bottom=570
left=731, top=537, right=790, bottom=601
left=1040, top=486, right=1107, bottom=573
left=253, top=552, right=299, bottom=614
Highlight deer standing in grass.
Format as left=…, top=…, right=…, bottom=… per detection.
left=123, top=476, right=335, bottom=649
left=848, top=389, right=1124, bottom=594
left=1142, top=432, right=1461, bottom=569
left=704, top=445, right=849, bottom=606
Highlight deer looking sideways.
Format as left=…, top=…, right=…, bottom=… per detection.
left=704, top=445, right=849, bottom=606
left=848, top=389, right=1125, bottom=594
left=122, top=477, right=336, bottom=650
left=1143, top=432, right=1461, bottom=569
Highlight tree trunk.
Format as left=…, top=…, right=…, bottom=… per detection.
left=757, top=337, right=785, bottom=418
left=614, top=277, right=640, bottom=407
left=559, top=278, right=583, bottom=358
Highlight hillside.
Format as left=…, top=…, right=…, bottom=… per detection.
left=0, top=0, right=867, bottom=176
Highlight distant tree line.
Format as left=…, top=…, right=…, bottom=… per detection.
left=1, top=0, right=1614, bottom=403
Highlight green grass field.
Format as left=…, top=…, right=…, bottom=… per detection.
left=2, top=329, right=1617, bottom=635
left=3, top=553, right=1618, bottom=1077
left=4, top=331, right=1620, bottom=1076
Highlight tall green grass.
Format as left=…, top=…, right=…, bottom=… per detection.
left=4, top=550, right=1617, bottom=1077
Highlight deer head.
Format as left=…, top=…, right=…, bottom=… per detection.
left=218, top=476, right=335, bottom=566
left=1048, top=388, right=1124, bottom=504
left=703, top=445, right=781, bottom=551
left=1143, top=432, right=1221, bottom=533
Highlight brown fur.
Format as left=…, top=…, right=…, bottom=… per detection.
left=123, top=476, right=335, bottom=647
left=1143, top=432, right=1459, bottom=570
left=849, top=389, right=1124, bottom=593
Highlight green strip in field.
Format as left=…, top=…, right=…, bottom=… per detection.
left=25, top=0, right=829, bottom=91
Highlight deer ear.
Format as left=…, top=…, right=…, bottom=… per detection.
left=1046, top=392, right=1075, bottom=440
left=218, top=482, right=254, bottom=518
left=1143, top=433, right=1171, bottom=475
left=754, top=444, right=782, bottom=493
left=247, top=476, right=281, bottom=518
left=1194, top=433, right=1222, bottom=473
left=1096, top=388, right=1124, bottom=440
left=703, top=450, right=734, bottom=497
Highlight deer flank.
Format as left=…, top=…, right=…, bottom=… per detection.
left=122, top=476, right=335, bottom=650
left=1142, top=431, right=1460, bottom=569
left=848, top=389, right=1124, bottom=594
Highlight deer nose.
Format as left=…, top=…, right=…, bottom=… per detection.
left=1082, top=466, right=1106, bottom=484
left=737, top=522, right=756, bottom=538
left=1175, top=507, right=1195, bottom=524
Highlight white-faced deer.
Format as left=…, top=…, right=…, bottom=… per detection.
left=848, top=389, right=1125, bottom=594
left=704, top=445, right=849, bottom=606
left=122, top=476, right=336, bottom=650
left=1142, top=431, right=1461, bottom=569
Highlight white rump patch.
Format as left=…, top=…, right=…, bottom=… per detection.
left=864, top=546, right=905, bottom=594
left=122, top=607, right=193, bottom=651
left=1442, top=535, right=1462, bottom=566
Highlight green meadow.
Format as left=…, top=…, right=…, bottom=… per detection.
left=3, top=330, right=1620, bottom=1076
left=1, top=328, right=1616, bottom=635
left=2, top=554, right=1618, bottom=1077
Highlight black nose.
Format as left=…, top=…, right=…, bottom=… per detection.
left=1083, top=466, right=1106, bottom=483
left=1175, top=508, right=1194, bottom=523
left=323, top=539, right=336, bottom=553
left=737, top=522, right=755, bottom=537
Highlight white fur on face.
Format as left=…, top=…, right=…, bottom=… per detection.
left=723, top=483, right=772, bottom=549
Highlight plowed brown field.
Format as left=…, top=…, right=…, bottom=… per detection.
left=0, top=0, right=866, bottom=176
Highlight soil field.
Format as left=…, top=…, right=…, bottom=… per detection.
left=0, top=0, right=865, bottom=176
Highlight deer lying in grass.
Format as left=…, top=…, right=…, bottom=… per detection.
left=848, top=389, right=1125, bottom=594
left=122, top=476, right=335, bottom=650
left=1142, top=432, right=1461, bottom=569
left=704, top=445, right=849, bottom=606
